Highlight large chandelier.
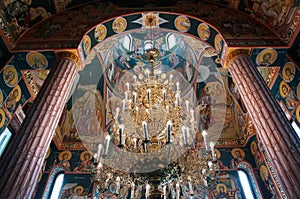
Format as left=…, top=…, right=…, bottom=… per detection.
left=92, top=17, right=219, bottom=198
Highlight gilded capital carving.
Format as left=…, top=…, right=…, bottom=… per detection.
left=55, top=50, right=83, bottom=70
left=223, top=48, right=251, bottom=68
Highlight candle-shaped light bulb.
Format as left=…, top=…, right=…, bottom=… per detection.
left=131, top=182, right=135, bottom=199
left=105, top=135, right=111, bottom=155
left=133, top=92, right=137, bottom=103
left=202, top=130, right=208, bottom=150
left=146, top=184, right=151, bottom=199
left=97, top=144, right=102, bottom=161
left=163, top=89, right=166, bottom=102
left=118, top=124, right=124, bottom=147
left=122, top=99, right=126, bottom=111
left=133, top=75, right=137, bottom=82
left=147, top=88, right=151, bottom=101
left=93, top=153, right=98, bottom=163
left=190, top=109, right=194, bottom=122
left=176, top=82, right=180, bottom=90
left=210, top=141, right=214, bottom=151
left=163, top=185, right=167, bottom=199
left=115, top=107, right=120, bottom=119
left=133, top=138, right=137, bottom=148
left=176, top=183, right=180, bottom=199
left=185, top=100, right=189, bottom=111
left=169, top=74, right=173, bottom=82
left=142, top=121, right=149, bottom=142
left=185, top=127, right=189, bottom=146
left=167, top=120, right=172, bottom=143
left=202, top=130, right=207, bottom=137
left=188, top=176, right=193, bottom=194
left=181, top=125, right=188, bottom=146
left=126, top=82, right=130, bottom=90
left=116, top=176, right=120, bottom=194
left=175, top=93, right=180, bottom=106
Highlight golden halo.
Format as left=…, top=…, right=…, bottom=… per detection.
left=3, top=65, right=18, bottom=87
left=94, top=24, right=107, bottom=42
left=26, top=52, right=48, bottom=69
left=46, top=147, right=51, bottom=158
left=231, top=148, right=245, bottom=158
left=214, top=34, right=222, bottom=54
left=112, top=17, right=127, bottom=33
left=80, top=150, right=93, bottom=161
left=259, top=165, right=269, bottom=181
left=11, top=85, right=22, bottom=102
left=58, top=150, right=72, bottom=161
left=256, top=48, right=277, bottom=66
left=296, top=104, right=300, bottom=123
left=250, top=141, right=257, bottom=155
left=197, top=23, right=210, bottom=41
left=174, top=16, right=191, bottom=32
left=74, top=185, right=84, bottom=195
left=279, top=80, right=290, bottom=98
left=282, top=62, right=295, bottom=82
left=0, top=108, right=6, bottom=128
left=216, top=184, right=227, bottom=192
left=83, top=35, right=91, bottom=54
left=214, top=149, right=221, bottom=159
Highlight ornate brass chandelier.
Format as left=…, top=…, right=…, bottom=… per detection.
left=92, top=17, right=219, bottom=198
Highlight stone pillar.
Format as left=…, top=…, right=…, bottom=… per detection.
left=226, top=49, right=300, bottom=198
left=0, top=51, right=80, bottom=199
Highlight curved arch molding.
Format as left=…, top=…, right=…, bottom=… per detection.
left=13, top=1, right=283, bottom=51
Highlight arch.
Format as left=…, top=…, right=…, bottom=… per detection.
left=42, top=165, right=65, bottom=199
left=237, top=161, right=263, bottom=199
left=78, top=12, right=225, bottom=65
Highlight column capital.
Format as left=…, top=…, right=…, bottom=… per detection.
left=55, top=50, right=83, bottom=70
left=223, top=48, right=251, bottom=68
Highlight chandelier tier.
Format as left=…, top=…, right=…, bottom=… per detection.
left=109, top=65, right=195, bottom=153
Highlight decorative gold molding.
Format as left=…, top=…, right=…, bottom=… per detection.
left=223, top=48, right=251, bottom=68
left=55, top=50, right=83, bottom=70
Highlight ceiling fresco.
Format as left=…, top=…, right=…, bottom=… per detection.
left=0, top=0, right=299, bottom=49
left=0, top=9, right=298, bottom=149
left=51, top=24, right=251, bottom=150
left=0, top=1, right=290, bottom=51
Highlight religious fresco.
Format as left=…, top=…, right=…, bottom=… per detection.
left=34, top=143, right=94, bottom=199
left=0, top=51, right=54, bottom=133
left=257, top=66, right=280, bottom=89
left=0, top=0, right=54, bottom=44
left=11, top=2, right=286, bottom=51
left=252, top=48, right=300, bottom=127
left=196, top=66, right=248, bottom=142
left=0, top=3, right=298, bottom=198
left=21, top=70, right=49, bottom=98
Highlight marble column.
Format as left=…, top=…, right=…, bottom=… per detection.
left=0, top=51, right=80, bottom=199
left=226, top=49, right=300, bottom=198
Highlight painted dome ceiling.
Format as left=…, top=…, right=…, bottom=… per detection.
left=0, top=1, right=299, bottom=151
